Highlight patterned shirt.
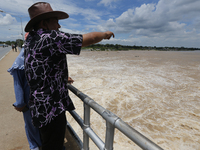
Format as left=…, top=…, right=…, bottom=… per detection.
left=24, top=29, right=82, bottom=128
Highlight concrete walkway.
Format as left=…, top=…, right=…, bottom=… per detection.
left=0, top=49, right=80, bottom=150
left=0, top=49, right=28, bottom=149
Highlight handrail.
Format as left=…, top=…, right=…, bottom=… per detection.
left=67, top=84, right=164, bottom=150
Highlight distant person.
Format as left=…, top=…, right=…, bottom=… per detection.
left=24, top=2, right=114, bottom=150
left=14, top=43, right=17, bottom=52
left=7, top=33, right=42, bottom=150
left=12, top=44, right=15, bottom=52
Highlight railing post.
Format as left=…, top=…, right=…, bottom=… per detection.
left=83, top=103, right=90, bottom=150
left=105, top=121, right=115, bottom=150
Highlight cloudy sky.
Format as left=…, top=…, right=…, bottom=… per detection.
left=0, top=0, right=200, bottom=48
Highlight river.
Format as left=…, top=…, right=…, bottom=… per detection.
left=66, top=50, right=200, bottom=150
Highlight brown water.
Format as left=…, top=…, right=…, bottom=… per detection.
left=66, top=50, right=200, bottom=150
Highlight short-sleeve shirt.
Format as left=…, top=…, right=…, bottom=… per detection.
left=24, top=29, right=82, bottom=128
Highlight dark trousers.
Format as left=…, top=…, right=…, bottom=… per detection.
left=39, top=112, right=66, bottom=150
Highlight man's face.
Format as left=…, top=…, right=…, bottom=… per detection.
left=45, top=18, right=61, bottom=30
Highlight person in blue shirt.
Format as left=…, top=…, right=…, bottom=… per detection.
left=8, top=33, right=42, bottom=150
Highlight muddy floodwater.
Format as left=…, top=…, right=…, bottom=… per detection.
left=66, top=50, right=200, bottom=150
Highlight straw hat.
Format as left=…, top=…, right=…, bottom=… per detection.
left=25, top=2, right=69, bottom=32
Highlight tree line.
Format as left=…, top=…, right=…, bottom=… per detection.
left=0, top=39, right=24, bottom=47
left=82, top=44, right=200, bottom=51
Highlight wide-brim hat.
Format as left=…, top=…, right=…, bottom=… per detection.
left=25, top=2, right=69, bottom=32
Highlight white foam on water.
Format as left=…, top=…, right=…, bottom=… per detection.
left=66, top=51, right=200, bottom=150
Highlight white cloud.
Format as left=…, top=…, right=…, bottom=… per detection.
left=0, top=0, right=33, bottom=16
left=90, top=0, right=200, bottom=47
left=96, top=0, right=200, bottom=46
left=51, top=2, right=102, bottom=21
left=0, top=14, right=16, bottom=25
left=60, top=27, right=85, bottom=34
left=96, top=18, right=116, bottom=31
left=105, top=18, right=116, bottom=28
left=98, top=0, right=120, bottom=7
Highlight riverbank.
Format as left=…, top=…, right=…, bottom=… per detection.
left=82, top=44, right=200, bottom=51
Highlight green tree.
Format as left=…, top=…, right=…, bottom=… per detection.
left=16, top=39, right=24, bottom=47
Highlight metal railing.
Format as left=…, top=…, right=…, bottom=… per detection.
left=67, top=84, right=164, bottom=150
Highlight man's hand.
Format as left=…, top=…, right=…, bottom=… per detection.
left=104, top=31, right=115, bottom=40
left=68, top=77, right=74, bottom=84
left=82, top=31, right=115, bottom=47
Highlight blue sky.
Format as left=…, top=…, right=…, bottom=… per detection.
left=0, top=0, right=200, bottom=48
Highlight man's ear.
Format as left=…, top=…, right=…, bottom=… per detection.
left=39, top=20, right=48, bottom=29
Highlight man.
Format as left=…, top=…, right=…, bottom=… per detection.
left=24, top=2, right=114, bottom=150
left=14, top=42, right=17, bottom=52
